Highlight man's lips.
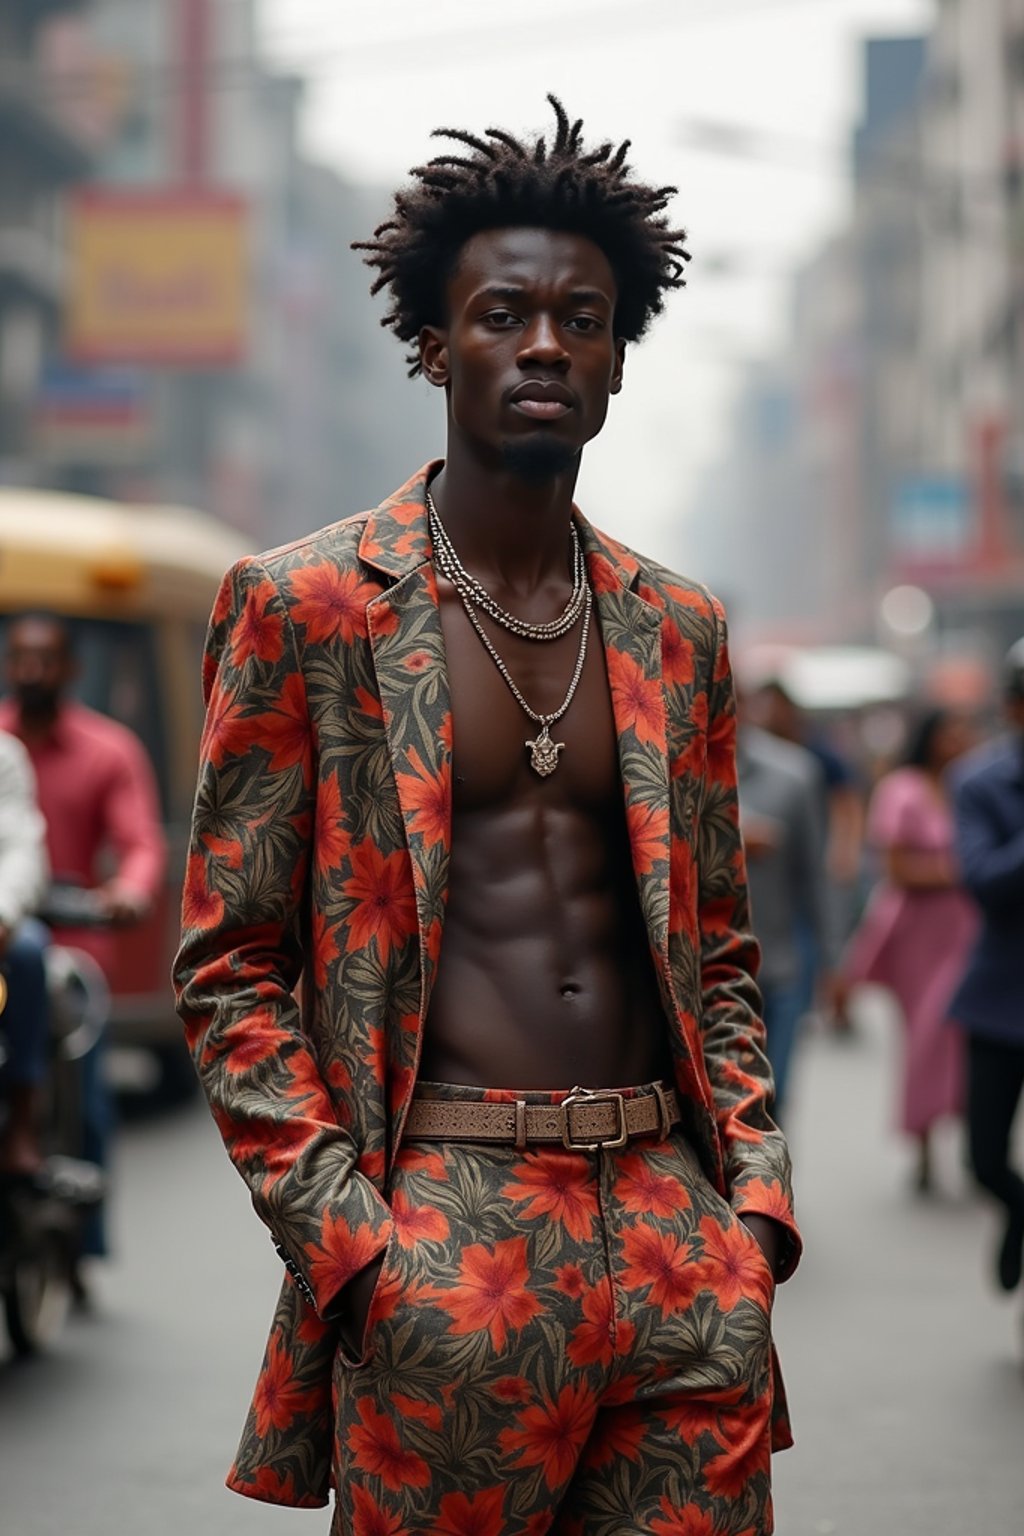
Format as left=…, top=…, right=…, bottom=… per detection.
left=507, top=381, right=577, bottom=419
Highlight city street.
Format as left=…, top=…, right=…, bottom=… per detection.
left=1, top=999, right=1022, bottom=1535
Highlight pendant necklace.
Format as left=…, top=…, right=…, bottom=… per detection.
left=426, top=490, right=592, bottom=778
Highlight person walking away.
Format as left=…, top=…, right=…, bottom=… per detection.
left=949, top=640, right=1024, bottom=1295
left=843, top=707, right=978, bottom=1191
left=0, top=728, right=50, bottom=1173
left=736, top=713, right=830, bottom=1122
left=175, top=97, right=800, bottom=1535
left=0, top=614, right=166, bottom=1270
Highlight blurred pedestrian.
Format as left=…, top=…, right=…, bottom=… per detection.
left=0, top=614, right=165, bottom=1271
left=737, top=712, right=830, bottom=1121
left=0, top=728, right=50, bottom=1174
left=752, top=679, right=863, bottom=1032
left=949, top=640, right=1024, bottom=1294
left=843, top=707, right=978, bottom=1191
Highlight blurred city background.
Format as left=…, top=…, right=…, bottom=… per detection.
left=1, top=1, right=1022, bottom=1533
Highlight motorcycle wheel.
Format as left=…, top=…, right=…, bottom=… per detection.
left=4, top=1234, right=72, bottom=1354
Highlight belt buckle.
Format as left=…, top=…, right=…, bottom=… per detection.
left=561, top=1086, right=628, bottom=1152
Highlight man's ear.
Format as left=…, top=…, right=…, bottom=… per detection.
left=610, top=339, right=626, bottom=396
left=419, top=326, right=450, bottom=387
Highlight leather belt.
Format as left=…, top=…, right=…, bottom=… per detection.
left=404, top=1083, right=680, bottom=1152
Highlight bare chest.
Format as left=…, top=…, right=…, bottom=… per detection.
left=437, top=590, right=620, bottom=812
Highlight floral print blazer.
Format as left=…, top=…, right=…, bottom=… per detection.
left=173, top=463, right=801, bottom=1508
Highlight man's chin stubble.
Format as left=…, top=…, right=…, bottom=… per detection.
left=500, top=436, right=581, bottom=484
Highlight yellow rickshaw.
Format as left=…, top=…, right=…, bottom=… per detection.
left=0, top=487, right=250, bottom=1088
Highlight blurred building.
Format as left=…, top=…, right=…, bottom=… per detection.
left=0, top=0, right=94, bottom=480
left=915, top=0, right=1024, bottom=659
left=0, top=0, right=438, bottom=545
left=697, top=16, right=1024, bottom=684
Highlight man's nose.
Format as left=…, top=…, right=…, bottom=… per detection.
left=518, top=313, right=569, bottom=367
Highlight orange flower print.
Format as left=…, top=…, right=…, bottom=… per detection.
left=607, top=648, right=666, bottom=748
left=350, top=1483, right=410, bottom=1536
left=310, top=908, right=339, bottom=990
left=395, top=746, right=450, bottom=848
left=694, top=1215, right=772, bottom=1312
left=251, top=1330, right=315, bottom=1438
left=289, top=562, right=377, bottom=645
left=434, top=1237, right=541, bottom=1351
left=626, top=798, right=669, bottom=877
left=619, top=1223, right=700, bottom=1317
left=735, top=1177, right=793, bottom=1227
left=649, top=1500, right=731, bottom=1536
left=498, top=1380, right=596, bottom=1490
left=347, top=1398, right=430, bottom=1493
left=219, top=1010, right=291, bottom=1076
left=390, top=1189, right=449, bottom=1248
left=661, top=619, right=695, bottom=688
left=491, top=1375, right=532, bottom=1405
left=229, top=579, right=284, bottom=667
left=391, top=1394, right=443, bottom=1433
left=567, top=1279, right=634, bottom=1369
left=254, top=673, right=309, bottom=775
left=553, top=1263, right=586, bottom=1298
left=342, top=839, right=418, bottom=965
left=201, top=832, right=243, bottom=868
left=181, top=852, right=224, bottom=931
left=315, top=773, right=350, bottom=871
left=435, top=1485, right=505, bottom=1536
left=501, top=1151, right=598, bottom=1242
left=613, top=1152, right=687, bottom=1219
left=304, top=1215, right=388, bottom=1300
left=200, top=674, right=250, bottom=768
left=701, top=1406, right=771, bottom=1503
left=669, top=838, right=699, bottom=942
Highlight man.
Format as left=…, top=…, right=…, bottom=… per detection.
left=0, top=728, right=49, bottom=1174
left=736, top=712, right=829, bottom=1121
left=0, top=614, right=166, bottom=1257
left=949, top=638, right=1024, bottom=1296
left=175, top=98, right=800, bottom=1534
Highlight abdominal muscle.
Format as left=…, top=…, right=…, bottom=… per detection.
left=419, top=798, right=673, bottom=1091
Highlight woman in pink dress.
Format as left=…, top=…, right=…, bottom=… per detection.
left=845, top=708, right=979, bottom=1189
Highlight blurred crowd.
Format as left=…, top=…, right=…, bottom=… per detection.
left=735, top=640, right=1024, bottom=1305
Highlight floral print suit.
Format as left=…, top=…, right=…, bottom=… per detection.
left=173, top=463, right=801, bottom=1518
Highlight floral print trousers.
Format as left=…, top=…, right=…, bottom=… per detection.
left=331, top=1084, right=776, bottom=1536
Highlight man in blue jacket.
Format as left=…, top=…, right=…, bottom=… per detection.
left=950, top=638, right=1024, bottom=1294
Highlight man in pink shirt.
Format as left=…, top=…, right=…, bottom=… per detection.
left=0, top=613, right=166, bottom=1263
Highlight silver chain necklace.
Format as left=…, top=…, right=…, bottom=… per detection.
left=426, top=492, right=593, bottom=777
left=426, top=489, right=585, bottom=641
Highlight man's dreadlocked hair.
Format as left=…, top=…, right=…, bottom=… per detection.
left=353, top=95, right=690, bottom=377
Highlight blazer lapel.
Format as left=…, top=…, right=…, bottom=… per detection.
left=360, top=469, right=453, bottom=1141
left=580, top=524, right=673, bottom=981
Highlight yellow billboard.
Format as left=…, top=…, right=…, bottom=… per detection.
left=67, top=190, right=247, bottom=366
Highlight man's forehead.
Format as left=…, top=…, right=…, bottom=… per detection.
left=452, top=226, right=617, bottom=296
left=9, top=618, right=67, bottom=651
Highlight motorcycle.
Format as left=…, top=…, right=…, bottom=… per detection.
left=0, top=886, right=109, bottom=1354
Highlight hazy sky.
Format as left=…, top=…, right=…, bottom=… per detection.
left=258, top=0, right=932, bottom=559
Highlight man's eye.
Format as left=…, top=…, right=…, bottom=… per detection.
left=567, top=316, right=602, bottom=333
left=483, top=310, right=521, bottom=328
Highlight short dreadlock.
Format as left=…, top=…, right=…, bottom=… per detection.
left=353, top=95, right=690, bottom=377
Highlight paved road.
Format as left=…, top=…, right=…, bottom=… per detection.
left=1, top=998, right=1022, bottom=1534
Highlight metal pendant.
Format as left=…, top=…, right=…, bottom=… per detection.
left=526, top=723, right=565, bottom=777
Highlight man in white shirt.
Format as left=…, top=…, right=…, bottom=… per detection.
left=0, top=727, right=50, bottom=1173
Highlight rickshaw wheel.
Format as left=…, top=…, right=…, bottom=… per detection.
left=4, top=1234, right=72, bottom=1354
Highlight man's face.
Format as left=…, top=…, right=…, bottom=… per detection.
left=420, top=226, right=625, bottom=477
left=5, top=618, right=73, bottom=715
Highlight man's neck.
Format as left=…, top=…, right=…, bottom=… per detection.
left=429, top=443, right=581, bottom=596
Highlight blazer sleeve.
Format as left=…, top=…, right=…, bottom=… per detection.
left=173, top=557, right=393, bottom=1317
left=952, top=766, right=1024, bottom=912
left=697, top=599, right=801, bottom=1279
